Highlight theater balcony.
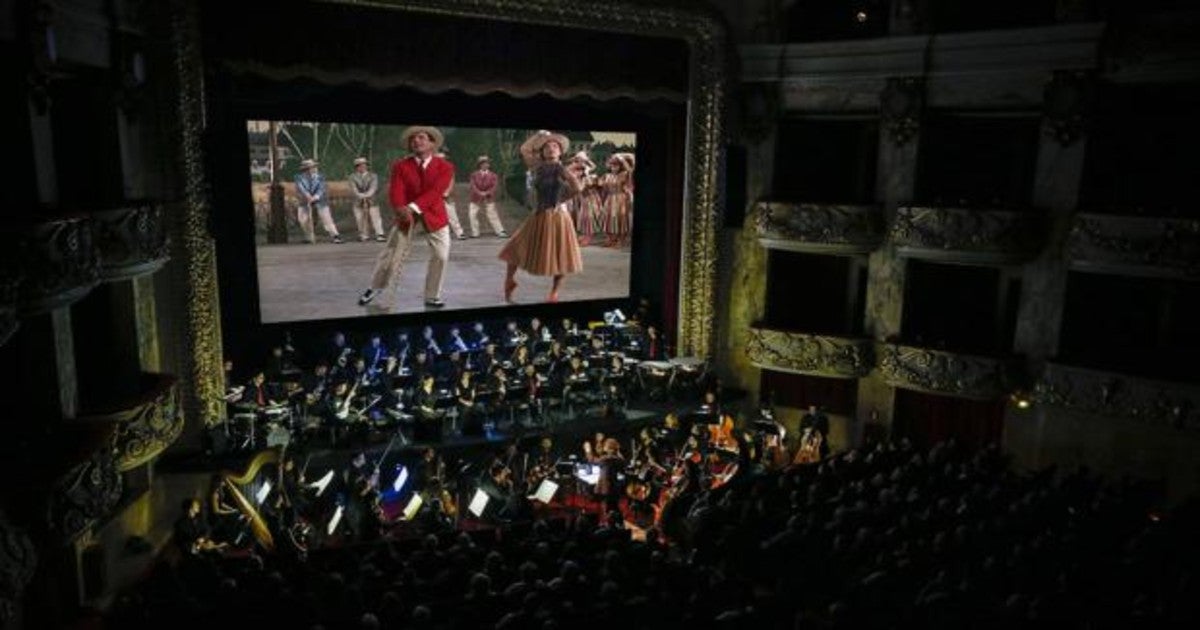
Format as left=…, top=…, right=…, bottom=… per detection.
left=1034, top=362, right=1200, bottom=431
left=753, top=201, right=885, bottom=255
left=877, top=342, right=1015, bottom=400
left=18, top=215, right=101, bottom=315
left=93, top=203, right=171, bottom=282
left=746, top=325, right=873, bottom=379
left=890, top=205, right=1043, bottom=265
left=1067, top=213, right=1200, bottom=280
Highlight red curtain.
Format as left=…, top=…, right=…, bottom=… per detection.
left=893, top=388, right=1005, bottom=450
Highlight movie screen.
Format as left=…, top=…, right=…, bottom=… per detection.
left=249, top=122, right=636, bottom=323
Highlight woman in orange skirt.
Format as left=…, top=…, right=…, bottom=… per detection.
left=499, top=130, right=584, bottom=303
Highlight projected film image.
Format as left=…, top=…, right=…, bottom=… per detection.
left=249, top=122, right=636, bottom=323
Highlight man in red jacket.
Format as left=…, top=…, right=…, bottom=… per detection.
left=358, top=126, right=454, bottom=308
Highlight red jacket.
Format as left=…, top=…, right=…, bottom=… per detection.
left=388, top=155, right=454, bottom=232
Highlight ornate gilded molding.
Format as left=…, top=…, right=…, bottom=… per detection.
left=753, top=202, right=884, bottom=255
left=169, top=0, right=726, bottom=425
left=746, top=326, right=873, bottom=378
left=1035, top=363, right=1200, bottom=430
left=878, top=343, right=1012, bottom=400
left=79, top=374, right=183, bottom=471
left=168, top=2, right=226, bottom=426
left=1043, top=70, right=1094, bottom=147
left=1068, top=213, right=1200, bottom=279
left=93, top=203, right=170, bottom=281
left=891, top=206, right=1043, bottom=264
left=0, top=512, right=36, bottom=624
left=880, top=77, right=923, bottom=146
left=47, top=439, right=124, bottom=542
left=19, top=215, right=101, bottom=315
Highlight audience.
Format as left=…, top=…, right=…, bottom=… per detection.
left=109, top=438, right=1200, bottom=629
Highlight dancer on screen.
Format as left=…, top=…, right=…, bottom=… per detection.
left=499, top=130, right=584, bottom=304
left=357, top=125, right=454, bottom=309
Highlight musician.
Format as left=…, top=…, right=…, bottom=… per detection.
left=446, top=326, right=470, bottom=354
left=519, top=363, right=543, bottom=425
left=393, top=331, right=412, bottom=369
left=343, top=453, right=381, bottom=540
left=527, top=317, right=549, bottom=347
left=476, top=342, right=499, bottom=376
left=643, top=324, right=666, bottom=361
left=583, top=431, right=606, bottom=464
left=361, top=334, right=389, bottom=375
left=602, top=355, right=628, bottom=417
left=265, top=344, right=288, bottom=382
left=800, top=404, right=831, bottom=443
left=595, top=438, right=626, bottom=514
left=501, top=320, right=526, bottom=350
left=301, top=362, right=331, bottom=404
left=467, top=321, right=490, bottom=350
left=511, top=344, right=532, bottom=372
left=455, top=370, right=481, bottom=436
left=241, top=371, right=282, bottom=408
left=563, top=354, right=592, bottom=411
left=442, top=350, right=470, bottom=384
left=174, top=499, right=223, bottom=556
left=556, top=317, right=579, bottom=345
left=419, top=447, right=446, bottom=491
left=483, top=365, right=508, bottom=422
left=328, top=331, right=355, bottom=368
left=792, top=425, right=825, bottom=465
left=414, top=373, right=442, bottom=442
left=208, top=474, right=242, bottom=545
left=410, top=349, right=432, bottom=386
left=420, top=325, right=442, bottom=357
left=528, top=436, right=555, bottom=482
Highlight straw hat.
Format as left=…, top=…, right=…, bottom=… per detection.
left=520, top=130, right=570, bottom=166
left=299, top=159, right=318, bottom=170
left=353, top=157, right=368, bottom=167
left=476, top=155, right=491, bottom=166
left=569, top=150, right=596, bottom=171
left=400, top=125, right=445, bottom=151
left=607, top=152, right=635, bottom=173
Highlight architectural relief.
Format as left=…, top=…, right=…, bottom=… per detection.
left=1035, top=363, right=1200, bottom=430
left=1068, top=214, right=1200, bottom=278
left=105, top=376, right=184, bottom=471
left=878, top=343, right=1011, bottom=400
left=93, top=204, right=171, bottom=282
left=891, top=206, right=1042, bottom=264
left=48, top=443, right=124, bottom=542
left=753, top=202, right=884, bottom=254
left=19, top=216, right=101, bottom=315
left=746, top=326, right=873, bottom=378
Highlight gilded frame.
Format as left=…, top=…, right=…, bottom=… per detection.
left=168, top=0, right=726, bottom=425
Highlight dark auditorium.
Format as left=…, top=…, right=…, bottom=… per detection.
left=2, top=1, right=1199, bottom=628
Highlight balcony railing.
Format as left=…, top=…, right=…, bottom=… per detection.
left=877, top=342, right=1013, bottom=400
left=93, top=203, right=171, bottom=282
left=753, top=202, right=885, bottom=255
left=891, top=205, right=1043, bottom=265
left=1035, top=362, right=1200, bottom=430
left=747, top=325, right=873, bottom=378
left=1068, top=213, right=1200, bottom=279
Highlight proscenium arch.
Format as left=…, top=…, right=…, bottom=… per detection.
left=167, top=0, right=727, bottom=425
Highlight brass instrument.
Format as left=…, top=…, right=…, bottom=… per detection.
left=220, top=448, right=282, bottom=552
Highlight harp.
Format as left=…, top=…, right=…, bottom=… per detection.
left=220, top=448, right=282, bottom=552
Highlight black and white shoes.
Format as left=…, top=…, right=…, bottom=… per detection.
left=358, top=289, right=379, bottom=306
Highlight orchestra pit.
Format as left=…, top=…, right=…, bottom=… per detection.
left=2, top=2, right=1199, bottom=629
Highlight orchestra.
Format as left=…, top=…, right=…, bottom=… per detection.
left=203, top=311, right=834, bottom=554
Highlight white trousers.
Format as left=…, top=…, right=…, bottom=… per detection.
left=353, top=202, right=384, bottom=239
left=445, top=201, right=464, bottom=238
left=370, top=224, right=450, bottom=301
left=297, top=203, right=338, bottom=242
left=468, top=201, right=505, bottom=236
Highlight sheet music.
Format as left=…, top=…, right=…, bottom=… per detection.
left=392, top=466, right=409, bottom=493
left=255, top=480, right=272, bottom=504
left=468, top=488, right=489, bottom=517
left=528, top=479, right=559, bottom=503
left=326, top=505, right=344, bottom=536
left=402, top=494, right=423, bottom=520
